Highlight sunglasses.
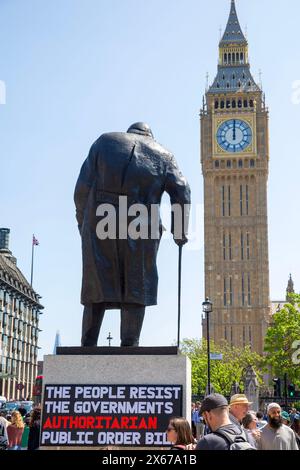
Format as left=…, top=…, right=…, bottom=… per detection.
left=167, top=426, right=175, bottom=432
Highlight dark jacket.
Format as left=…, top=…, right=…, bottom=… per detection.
left=27, top=421, right=40, bottom=450
left=74, top=131, right=190, bottom=307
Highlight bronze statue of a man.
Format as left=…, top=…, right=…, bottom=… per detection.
left=74, top=122, right=190, bottom=347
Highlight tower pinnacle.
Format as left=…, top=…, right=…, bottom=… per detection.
left=286, top=274, right=295, bottom=302
left=220, top=0, right=247, bottom=46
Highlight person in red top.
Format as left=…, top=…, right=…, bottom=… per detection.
left=7, top=411, right=25, bottom=450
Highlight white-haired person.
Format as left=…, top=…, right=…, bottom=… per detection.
left=258, top=403, right=299, bottom=450
left=229, top=394, right=252, bottom=430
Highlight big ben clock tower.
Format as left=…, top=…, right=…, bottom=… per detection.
left=201, top=0, right=271, bottom=354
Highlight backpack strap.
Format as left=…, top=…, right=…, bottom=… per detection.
left=214, top=428, right=248, bottom=447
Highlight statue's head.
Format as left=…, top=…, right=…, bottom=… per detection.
left=127, top=122, right=153, bottom=138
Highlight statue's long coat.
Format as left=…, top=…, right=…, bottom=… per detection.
left=74, top=131, right=190, bottom=307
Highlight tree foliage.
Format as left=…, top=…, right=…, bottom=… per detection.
left=180, top=338, right=264, bottom=396
left=264, top=294, right=300, bottom=387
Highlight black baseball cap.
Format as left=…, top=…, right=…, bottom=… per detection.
left=200, top=393, right=228, bottom=413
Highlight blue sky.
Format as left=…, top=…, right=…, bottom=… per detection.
left=1, top=0, right=300, bottom=356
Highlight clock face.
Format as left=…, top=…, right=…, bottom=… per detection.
left=217, top=119, right=252, bottom=153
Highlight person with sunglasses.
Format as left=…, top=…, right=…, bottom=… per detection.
left=166, top=417, right=196, bottom=450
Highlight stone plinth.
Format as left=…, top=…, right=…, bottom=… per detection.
left=41, top=352, right=191, bottom=450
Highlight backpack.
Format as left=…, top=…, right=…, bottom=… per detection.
left=214, top=428, right=256, bottom=451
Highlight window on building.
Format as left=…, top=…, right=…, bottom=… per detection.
left=240, top=52, right=244, bottom=64
left=250, top=159, right=255, bottom=168
left=238, top=99, right=242, bottom=108
left=215, top=100, right=219, bottom=109
left=244, top=100, right=248, bottom=108
left=229, top=233, right=232, bottom=260
left=226, top=98, right=231, bottom=106
left=223, top=233, right=226, bottom=261
left=224, top=326, right=228, bottom=341
left=221, top=100, right=225, bottom=109
left=224, top=53, right=227, bottom=64
left=215, top=160, right=220, bottom=168
left=248, top=274, right=251, bottom=306
left=240, top=185, right=243, bottom=216
left=242, top=274, right=245, bottom=306
left=229, top=276, right=233, bottom=306
left=228, top=186, right=231, bottom=216
left=224, top=278, right=227, bottom=307
left=246, top=185, right=249, bottom=215
left=247, top=233, right=250, bottom=260
left=232, top=100, right=236, bottom=108
left=249, top=99, right=254, bottom=107
left=227, top=160, right=232, bottom=168
left=238, top=159, right=243, bottom=168
left=241, top=232, right=244, bottom=260
left=243, top=326, right=246, bottom=347
left=222, top=186, right=225, bottom=217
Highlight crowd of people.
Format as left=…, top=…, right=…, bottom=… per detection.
left=0, top=406, right=41, bottom=451
left=1, top=392, right=300, bottom=451
left=167, top=394, right=300, bottom=450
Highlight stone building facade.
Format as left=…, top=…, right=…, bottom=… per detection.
left=0, top=228, right=43, bottom=400
left=201, top=1, right=271, bottom=354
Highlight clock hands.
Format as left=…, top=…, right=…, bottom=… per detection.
left=233, top=120, right=236, bottom=141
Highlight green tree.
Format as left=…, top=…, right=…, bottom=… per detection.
left=264, top=294, right=300, bottom=387
left=180, top=338, right=264, bottom=396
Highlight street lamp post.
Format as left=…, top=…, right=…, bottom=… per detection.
left=202, top=297, right=213, bottom=395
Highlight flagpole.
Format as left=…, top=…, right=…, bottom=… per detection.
left=30, top=235, right=35, bottom=287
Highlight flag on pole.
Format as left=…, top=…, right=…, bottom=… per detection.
left=32, top=235, right=39, bottom=246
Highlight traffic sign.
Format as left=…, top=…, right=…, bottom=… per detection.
left=210, top=353, right=223, bottom=360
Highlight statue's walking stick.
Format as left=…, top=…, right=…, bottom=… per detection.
left=177, top=245, right=183, bottom=349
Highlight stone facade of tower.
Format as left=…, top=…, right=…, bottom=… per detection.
left=201, top=1, right=271, bottom=354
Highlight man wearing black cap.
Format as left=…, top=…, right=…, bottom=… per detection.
left=196, top=393, right=249, bottom=450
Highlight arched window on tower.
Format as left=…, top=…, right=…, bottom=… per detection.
left=240, top=52, right=244, bottom=64
left=244, top=99, right=248, bottom=108
left=249, top=99, right=254, bottom=107
left=228, top=53, right=231, bottom=63
left=238, top=81, right=241, bottom=88
left=250, top=159, right=255, bottom=168
left=215, top=160, right=220, bottom=168
left=224, top=53, right=227, bottom=64
left=232, top=99, right=236, bottom=108
left=215, top=100, right=219, bottom=109
left=221, top=100, right=225, bottom=109
left=238, top=159, right=243, bottom=168
left=232, top=53, right=236, bottom=64
left=226, top=100, right=231, bottom=108
left=238, top=99, right=242, bottom=108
